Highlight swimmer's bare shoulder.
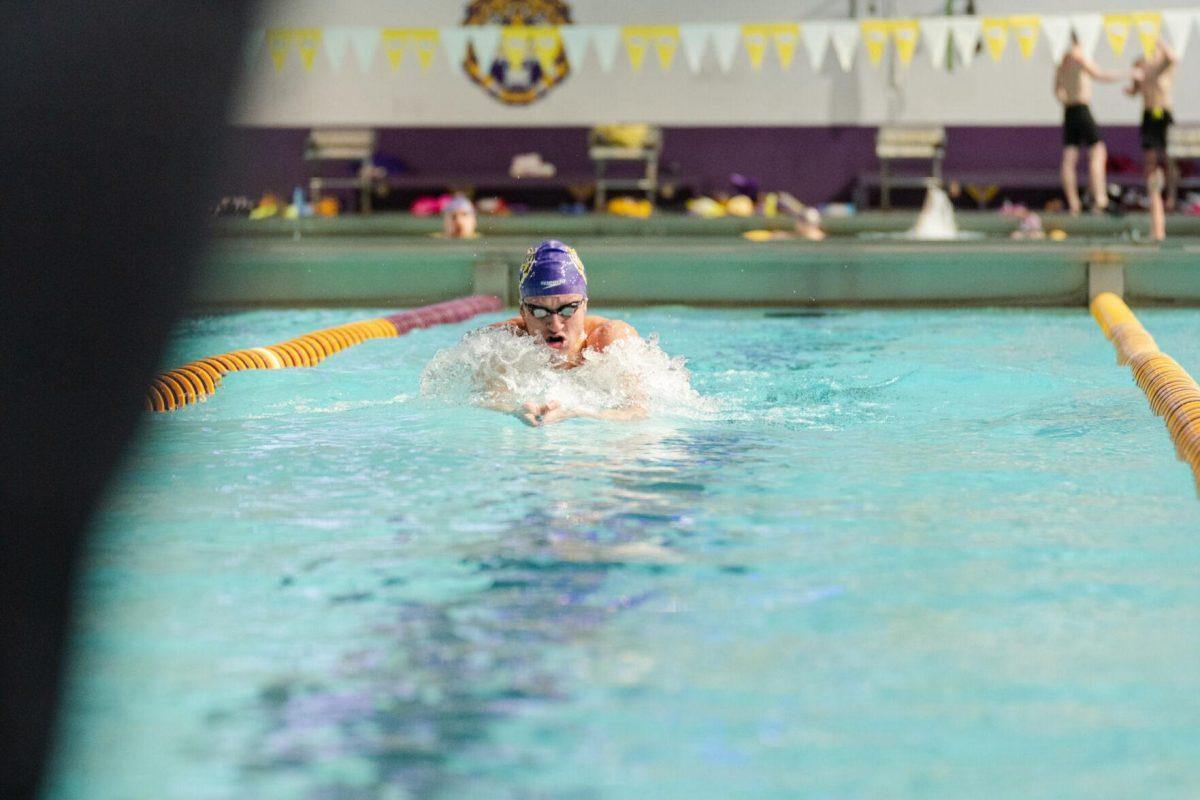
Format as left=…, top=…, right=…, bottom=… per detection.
left=583, top=315, right=638, bottom=352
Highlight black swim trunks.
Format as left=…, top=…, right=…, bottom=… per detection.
left=1140, top=107, right=1174, bottom=152
left=1063, top=104, right=1101, bottom=147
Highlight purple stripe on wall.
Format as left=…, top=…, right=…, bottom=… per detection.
left=220, top=125, right=1149, bottom=206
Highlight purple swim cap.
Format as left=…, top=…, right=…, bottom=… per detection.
left=518, top=240, right=588, bottom=299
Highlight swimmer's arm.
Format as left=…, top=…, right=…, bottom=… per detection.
left=519, top=400, right=646, bottom=427
left=1081, top=55, right=1124, bottom=83
left=1159, top=38, right=1177, bottom=69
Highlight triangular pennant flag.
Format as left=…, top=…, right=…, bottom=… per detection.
left=346, top=27, right=379, bottom=72
left=919, top=18, right=951, bottom=70
left=294, top=28, right=322, bottom=72
left=829, top=21, right=859, bottom=71
left=651, top=26, right=679, bottom=70
left=244, top=29, right=264, bottom=71
left=530, top=26, right=561, bottom=74
left=267, top=29, right=291, bottom=73
left=891, top=19, right=919, bottom=66
left=1009, top=15, right=1040, bottom=61
left=948, top=17, right=981, bottom=68
left=859, top=19, right=890, bottom=67
left=324, top=26, right=354, bottom=70
left=558, top=25, right=590, bottom=70
left=772, top=23, right=800, bottom=70
left=710, top=24, right=741, bottom=73
left=591, top=25, right=621, bottom=72
left=742, top=24, right=771, bottom=70
left=410, top=29, right=439, bottom=72
left=1103, top=13, right=1131, bottom=57
left=380, top=29, right=406, bottom=71
left=1069, top=15, right=1103, bottom=59
left=1131, top=12, right=1162, bottom=59
left=801, top=21, right=830, bottom=71
left=678, top=24, right=711, bottom=74
left=468, top=24, right=502, bottom=65
left=1161, top=10, right=1194, bottom=59
left=439, top=27, right=471, bottom=70
left=501, top=26, right=530, bottom=71
left=981, top=18, right=1009, bottom=62
left=1041, top=15, right=1072, bottom=63
left=621, top=26, right=650, bottom=71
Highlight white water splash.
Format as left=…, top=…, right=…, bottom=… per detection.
left=420, top=326, right=712, bottom=417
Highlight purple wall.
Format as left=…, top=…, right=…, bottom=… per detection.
left=220, top=125, right=1149, bottom=207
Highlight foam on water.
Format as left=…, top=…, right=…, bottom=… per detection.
left=419, top=325, right=713, bottom=417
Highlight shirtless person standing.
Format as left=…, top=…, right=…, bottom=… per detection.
left=1128, top=37, right=1178, bottom=241
left=1055, top=35, right=1127, bottom=215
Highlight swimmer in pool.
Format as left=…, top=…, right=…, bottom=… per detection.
left=441, top=195, right=478, bottom=239
left=491, top=239, right=644, bottom=426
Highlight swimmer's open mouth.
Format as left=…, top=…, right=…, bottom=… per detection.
left=544, top=334, right=566, bottom=349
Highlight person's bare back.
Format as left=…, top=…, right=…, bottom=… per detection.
left=1055, top=45, right=1093, bottom=106
left=1131, top=46, right=1176, bottom=111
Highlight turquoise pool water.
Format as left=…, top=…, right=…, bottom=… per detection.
left=48, top=307, right=1200, bottom=799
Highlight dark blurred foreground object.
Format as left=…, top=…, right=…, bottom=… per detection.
left=0, top=5, right=249, bottom=797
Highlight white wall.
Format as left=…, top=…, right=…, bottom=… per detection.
left=233, top=0, right=1200, bottom=126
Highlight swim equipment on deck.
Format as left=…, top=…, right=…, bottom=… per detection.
left=145, top=295, right=502, bottom=412
left=1091, top=292, right=1200, bottom=494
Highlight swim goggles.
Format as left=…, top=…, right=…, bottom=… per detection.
left=523, top=301, right=582, bottom=320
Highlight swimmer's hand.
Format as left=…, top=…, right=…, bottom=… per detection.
left=519, top=400, right=646, bottom=427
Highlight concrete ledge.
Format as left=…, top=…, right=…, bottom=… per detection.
left=194, top=236, right=1200, bottom=308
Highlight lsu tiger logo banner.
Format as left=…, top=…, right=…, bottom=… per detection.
left=462, top=0, right=572, bottom=105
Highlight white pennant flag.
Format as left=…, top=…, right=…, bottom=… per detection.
left=709, top=24, right=740, bottom=73
left=948, top=17, right=980, bottom=68
left=467, top=24, right=501, bottom=64
left=1041, top=15, right=1072, bottom=63
left=919, top=18, right=952, bottom=69
left=440, top=27, right=470, bottom=70
left=559, top=25, right=591, bottom=70
left=828, top=21, right=858, bottom=71
left=678, top=25, right=712, bottom=74
left=324, top=27, right=376, bottom=72
left=324, top=27, right=353, bottom=70
left=591, top=25, right=620, bottom=72
left=244, top=29, right=264, bottom=70
left=1069, top=14, right=1103, bottom=59
left=801, top=21, right=830, bottom=71
left=1162, top=10, right=1195, bottom=59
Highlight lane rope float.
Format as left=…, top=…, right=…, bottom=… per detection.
left=146, top=295, right=502, bottom=412
left=1091, top=291, right=1200, bottom=494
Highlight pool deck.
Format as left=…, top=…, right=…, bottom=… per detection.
left=201, top=212, right=1200, bottom=308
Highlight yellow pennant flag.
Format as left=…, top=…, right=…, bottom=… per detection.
left=891, top=19, right=919, bottom=66
left=741, top=24, right=772, bottom=70
left=294, top=28, right=322, bottom=71
left=409, top=29, right=439, bottom=72
left=981, top=18, right=1009, bottom=62
left=622, top=26, right=650, bottom=71
left=267, top=29, right=292, bottom=72
left=380, top=29, right=406, bottom=70
left=860, top=19, right=891, bottom=67
left=529, top=26, right=562, bottom=74
left=501, top=26, right=530, bottom=70
left=1103, top=13, right=1131, bottom=56
left=1009, top=15, right=1040, bottom=61
left=772, top=22, right=800, bottom=70
left=651, top=26, right=679, bottom=70
left=1131, top=12, right=1161, bottom=58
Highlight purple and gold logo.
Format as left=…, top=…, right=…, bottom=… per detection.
left=462, top=0, right=572, bottom=106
